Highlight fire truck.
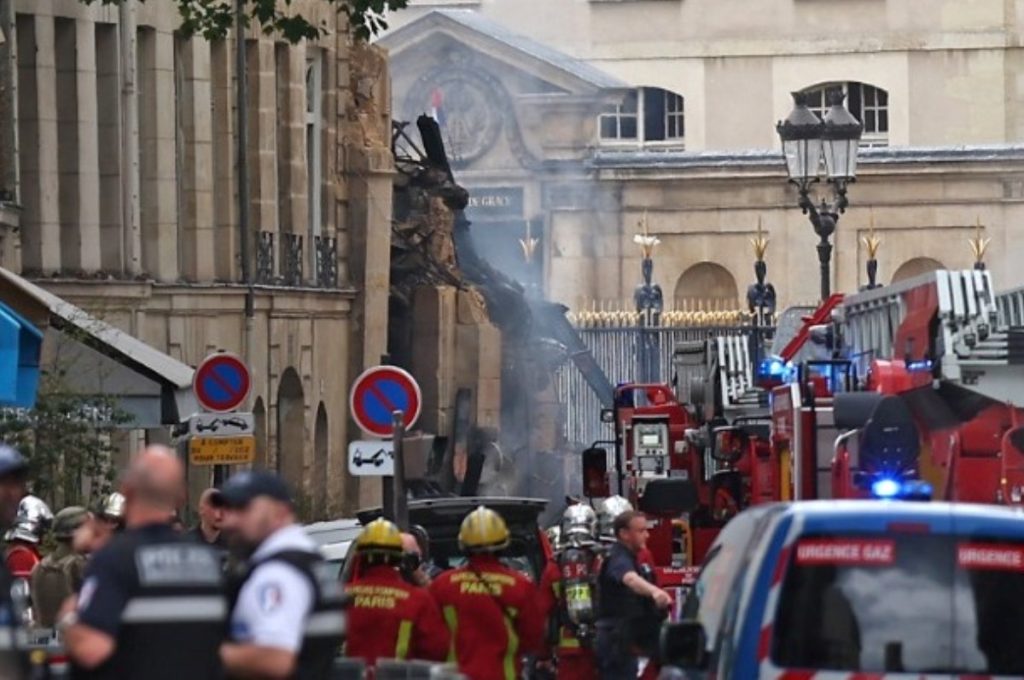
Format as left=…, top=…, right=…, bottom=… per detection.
left=582, top=268, right=1024, bottom=571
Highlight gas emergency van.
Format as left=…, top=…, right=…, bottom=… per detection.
left=661, top=501, right=1024, bottom=678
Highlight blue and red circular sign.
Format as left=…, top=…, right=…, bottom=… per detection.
left=193, top=352, right=251, bottom=413
left=349, top=365, right=422, bottom=438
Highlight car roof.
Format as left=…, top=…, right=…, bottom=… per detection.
left=778, top=500, right=1024, bottom=536
left=355, top=496, right=547, bottom=527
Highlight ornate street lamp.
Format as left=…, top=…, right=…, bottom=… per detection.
left=777, top=89, right=863, bottom=299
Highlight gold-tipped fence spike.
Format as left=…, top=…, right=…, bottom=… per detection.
left=969, top=216, right=990, bottom=264
left=862, top=211, right=882, bottom=259
left=750, top=217, right=770, bottom=261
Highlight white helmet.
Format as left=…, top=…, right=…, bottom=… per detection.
left=99, top=492, right=126, bottom=521
left=597, top=495, right=633, bottom=540
left=5, top=495, right=53, bottom=544
left=561, top=504, right=597, bottom=543
left=546, top=525, right=562, bottom=551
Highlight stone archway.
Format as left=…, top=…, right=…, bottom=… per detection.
left=253, top=397, right=267, bottom=469
left=891, top=257, right=944, bottom=283
left=313, top=403, right=328, bottom=520
left=276, top=369, right=305, bottom=493
left=674, top=262, right=739, bottom=309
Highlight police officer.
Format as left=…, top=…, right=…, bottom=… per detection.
left=0, top=445, right=33, bottom=679
left=595, top=510, right=671, bottom=680
left=31, top=505, right=88, bottom=627
left=430, top=505, right=544, bottom=680
left=60, top=446, right=226, bottom=680
left=345, top=518, right=448, bottom=665
left=219, top=471, right=345, bottom=680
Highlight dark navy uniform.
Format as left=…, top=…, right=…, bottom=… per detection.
left=595, top=543, right=646, bottom=679
left=0, top=560, right=28, bottom=680
left=71, top=523, right=226, bottom=680
left=228, top=525, right=346, bottom=680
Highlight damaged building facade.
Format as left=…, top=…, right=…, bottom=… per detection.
left=0, top=1, right=393, bottom=514
left=383, top=4, right=1024, bottom=312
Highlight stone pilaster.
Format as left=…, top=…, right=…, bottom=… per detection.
left=176, top=37, right=215, bottom=282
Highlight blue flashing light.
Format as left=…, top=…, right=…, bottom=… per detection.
left=871, top=478, right=902, bottom=499
left=906, top=359, right=933, bottom=372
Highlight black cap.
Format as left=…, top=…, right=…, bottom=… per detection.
left=220, top=471, right=293, bottom=508
left=0, top=445, right=28, bottom=479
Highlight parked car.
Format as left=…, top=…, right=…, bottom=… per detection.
left=304, top=518, right=362, bottom=578
left=662, top=500, right=1024, bottom=678
left=353, top=496, right=551, bottom=582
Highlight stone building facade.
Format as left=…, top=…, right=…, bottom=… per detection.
left=384, top=1, right=1024, bottom=310
left=1, top=0, right=394, bottom=514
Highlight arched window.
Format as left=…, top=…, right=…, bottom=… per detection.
left=891, top=257, right=944, bottom=283
left=801, top=81, right=889, bottom=147
left=674, top=262, right=739, bottom=309
left=599, top=87, right=684, bottom=146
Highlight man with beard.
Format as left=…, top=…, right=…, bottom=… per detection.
left=219, top=471, right=345, bottom=679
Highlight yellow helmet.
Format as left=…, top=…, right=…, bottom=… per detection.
left=355, top=518, right=403, bottom=554
left=458, top=505, right=510, bottom=553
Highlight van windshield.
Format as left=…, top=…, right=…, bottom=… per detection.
left=772, top=533, right=1024, bottom=675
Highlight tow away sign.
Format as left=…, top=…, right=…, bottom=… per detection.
left=348, top=440, right=395, bottom=476
left=189, top=413, right=254, bottom=436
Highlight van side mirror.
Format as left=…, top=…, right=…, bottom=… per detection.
left=600, top=408, right=615, bottom=424
left=581, top=447, right=610, bottom=498
left=660, top=621, right=708, bottom=669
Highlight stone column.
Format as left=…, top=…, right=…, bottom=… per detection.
left=137, top=27, right=179, bottom=282
left=209, top=38, right=237, bottom=281
left=16, top=13, right=60, bottom=273
left=175, top=36, right=215, bottom=281
left=96, top=22, right=122, bottom=273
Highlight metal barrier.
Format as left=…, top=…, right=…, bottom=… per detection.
left=554, top=326, right=758, bottom=446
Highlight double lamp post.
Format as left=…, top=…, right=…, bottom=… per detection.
left=776, top=89, right=864, bottom=300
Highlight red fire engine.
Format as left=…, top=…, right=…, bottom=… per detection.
left=582, top=268, right=1024, bottom=570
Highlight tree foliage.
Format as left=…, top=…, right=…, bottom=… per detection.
left=0, top=366, right=133, bottom=510
left=79, top=0, right=408, bottom=43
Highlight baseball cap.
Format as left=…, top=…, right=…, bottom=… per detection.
left=220, top=471, right=292, bottom=508
left=0, top=445, right=28, bottom=478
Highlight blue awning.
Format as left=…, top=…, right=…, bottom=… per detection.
left=0, top=300, right=42, bottom=408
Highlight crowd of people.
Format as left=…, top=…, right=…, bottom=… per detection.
left=0, top=439, right=672, bottom=680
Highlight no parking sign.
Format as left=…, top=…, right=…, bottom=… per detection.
left=349, top=366, right=422, bottom=438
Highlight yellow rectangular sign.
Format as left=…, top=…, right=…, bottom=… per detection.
left=189, top=436, right=256, bottom=466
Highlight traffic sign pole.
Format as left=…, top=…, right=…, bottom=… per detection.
left=392, top=410, right=407, bottom=530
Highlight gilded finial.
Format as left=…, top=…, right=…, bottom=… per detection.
left=750, top=217, right=769, bottom=261
left=969, top=216, right=990, bottom=264
left=861, top=211, right=881, bottom=259
left=633, top=210, right=660, bottom=259
left=518, top=220, right=539, bottom=263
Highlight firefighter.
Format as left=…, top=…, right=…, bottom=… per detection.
left=430, top=505, right=544, bottom=680
left=344, top=518, right=449, bottom=666
left=0, top=445, right=33, bottom=679
left=73, top=493, right=125, bottom=556
left=539, top=504, right=600, bottom=680
left=5, top=494, right=52, bottom=580
left=31, top=505, right=88, bottom=627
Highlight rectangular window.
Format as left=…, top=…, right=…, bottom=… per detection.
left=598, top=90, right=638, bottom=141
left=95, top=23, right=122, bottom=272
left=599, top=88, right=683, bottom=146
left=275, top=43, right=290, bottom=238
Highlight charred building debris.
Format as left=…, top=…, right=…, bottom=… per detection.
left=389, top=116, right=611, bottom=510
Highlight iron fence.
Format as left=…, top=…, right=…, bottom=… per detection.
left=554, top=325, right=762, bottom=447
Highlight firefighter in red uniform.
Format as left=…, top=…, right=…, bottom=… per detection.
left=430, top=505, right=544, bottom=680
left=4, top=495, right=51, bottom=578
left=539, top=504, right=600, bottom=680
left=345, top=517, right=450, bottom=667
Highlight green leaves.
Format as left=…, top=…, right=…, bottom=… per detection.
left=77, top=0, right=409, bottom=43
left=0, top=367, right=133, bottom=509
